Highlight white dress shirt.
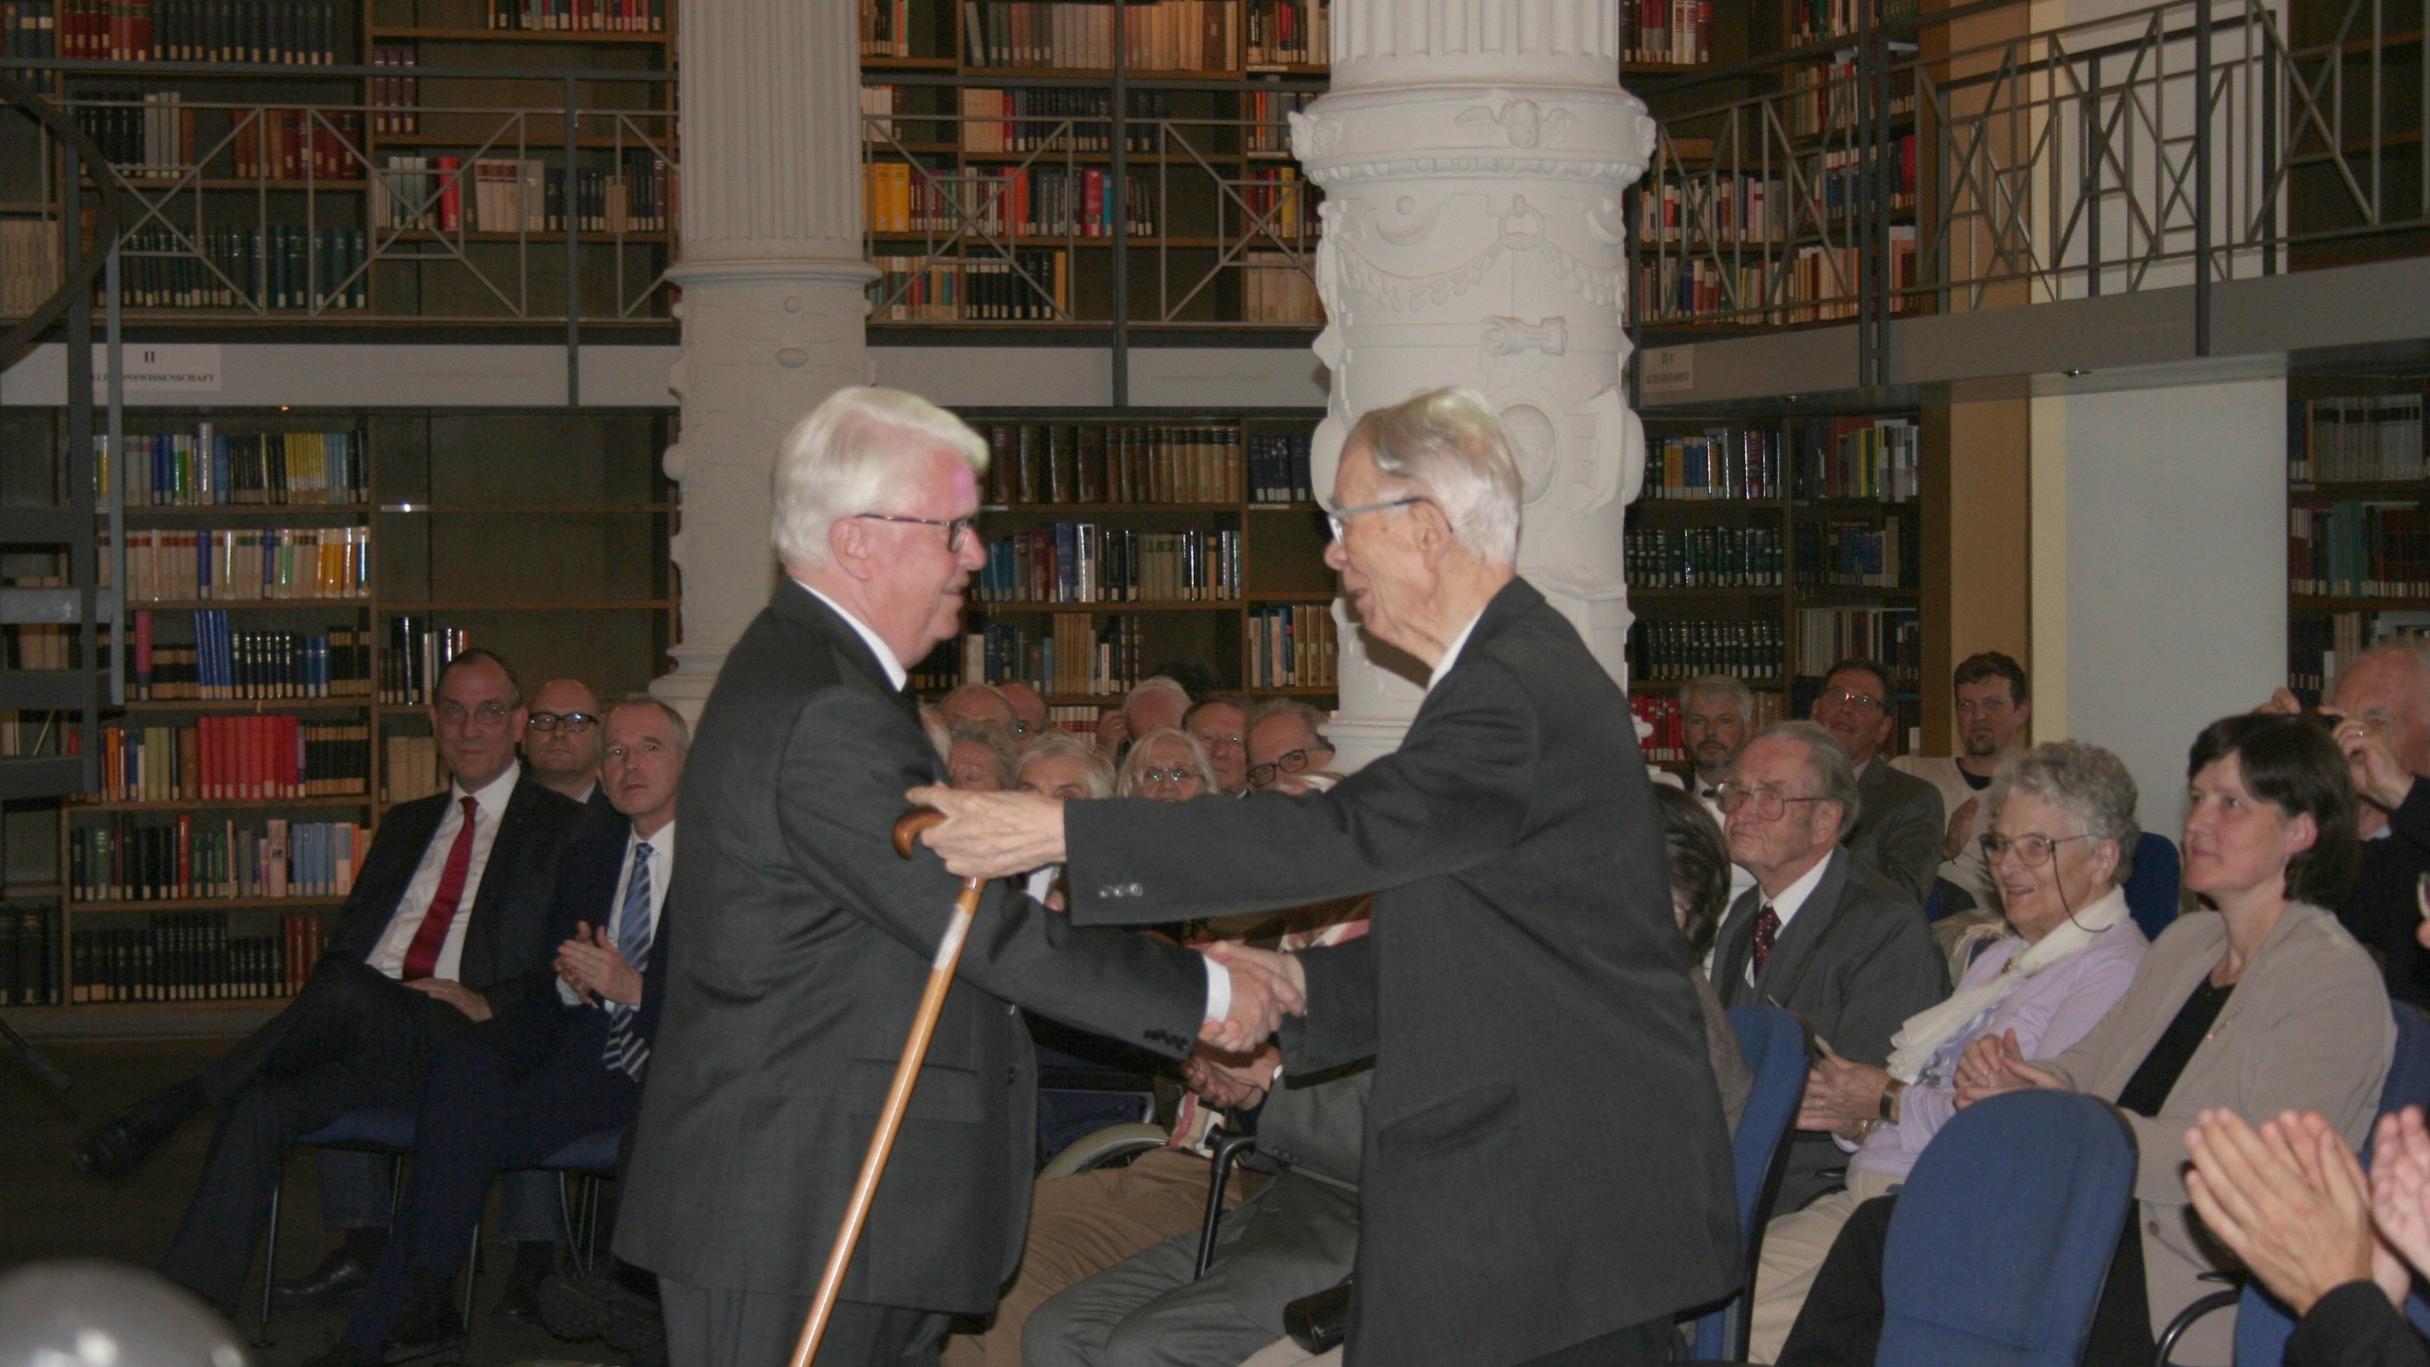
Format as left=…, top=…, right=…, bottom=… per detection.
left=367, top=764, right=521, bottom=981
left=1425, top=608, right=1487, bottom=695
left=560, top=822, right=675, bottom=1007
left=1744, top=848, right=1837, bottom=990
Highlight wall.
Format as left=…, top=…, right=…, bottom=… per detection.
left=2061, top=373, right=2286, bottom=833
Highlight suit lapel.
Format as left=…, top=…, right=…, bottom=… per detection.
left=1756, top=851, right=1850, bottom=1004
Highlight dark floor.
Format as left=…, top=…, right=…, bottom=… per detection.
left=0, top=1033, right=632, bottom=1367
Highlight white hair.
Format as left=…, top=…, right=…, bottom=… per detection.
left=772, top=385, right=989, bottom=572
left=1123, top=675, right=1193, bottom=723
left=1344, top=387, right=1522, bottom=564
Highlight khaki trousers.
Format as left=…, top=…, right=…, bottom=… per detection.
left=1747, top=1167, right=1902, bottom=1363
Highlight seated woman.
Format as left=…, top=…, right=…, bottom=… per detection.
left=1746, top=741, right=2150, bottom=1361
left=1118, top=727, right=1218, bottom=801
left=1653, top=784, right=1754, bottom=1135
left=1780, top=714, right=2395, bottom=1367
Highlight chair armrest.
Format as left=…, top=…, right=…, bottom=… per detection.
left=2152, top=1281, right=2243, bottom=1366
left=1039, top=1123, right=1169, bottom=1179
left=1195, top=1129, right=1261, bottom=1279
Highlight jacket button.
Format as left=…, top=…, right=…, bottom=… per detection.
left=1124, top=882, right=1143, bottom=896
left=1099, top=886, right=1118, bottom=898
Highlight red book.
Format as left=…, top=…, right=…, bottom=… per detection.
left=1084, top=168, right=1104, bottom=237
left=284, top=715, right=301, bottom=797
left=437, top=156, right=463, bottom=232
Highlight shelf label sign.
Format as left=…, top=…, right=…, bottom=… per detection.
left=1640, top=345, right=1694, bottom=397
left=89, top=344, right=223, bottom=395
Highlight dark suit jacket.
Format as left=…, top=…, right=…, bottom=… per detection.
left=2341, top=783, right=2430, bottom=1006
left=615, top=583, right=1209, bottom=1312
left=1061, top=578, right=1740, bottom=1366
left=321, top=767, right=584, bottom=1015
left=1844, top=758, right=1945, bottom=908
left=1712, top=848, right=1948, bottom=1211
left=483, top=807, right=669, bottom=1072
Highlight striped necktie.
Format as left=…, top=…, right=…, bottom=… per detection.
left=602, top=839, right=654, bottom=1080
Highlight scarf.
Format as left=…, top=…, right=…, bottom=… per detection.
left=1885, top=884, right=2131, bottom=1083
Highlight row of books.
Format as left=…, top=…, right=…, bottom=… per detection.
left=70, top=815, right=367, bottom=901
left=487, top=0, right=665, bottom=33
left=0, top=906, right=55, bottom=1006
left=1, top=1, right=54, bottom=56
left=87, top=715, right=371, bottom=802
left=1635, top=227, right=1918, bottom=324
left=1627, top=0, right=1715, bottom=66
left=1786, top=0, right=1921, bottom=46
left=976, top=527, right=1243, bottom=604
left=2290, top=393, right=2427, bottom=484
left=868, top=251, right=1068, bottom=322
left=383, top=734, right=451, bottom=804
left=2286, top=610, right=2430, bottom=705
left=1644, top=427, right=1786, bottom=502
left=70, top=913, right=322, bottom=1003
left=0, top=217, right=60, bottom=315
left=112, top=225, right=369, bottom=313
left=1236, top=167, right=1309, bottom=238
left=1630, top=688, right=1789, bottom=768
left=1795, top=518, right=1910, bottom=589
left=1246, top=603, right=1335, bottom=688
left=1243, top=250, right=1321, bottom=322
left=1797, top=416, right=1921, bottom=503
left=861, top=0, right=916, bottom=57
left=127, top=612, right=374, bottom=701
left=1785, top=52, right=1919, bottom=139
left=97, top=426, right=364, bottom=506
left=865, top=162, right=1157, bottom=238
left=975, top=422, right=1258, bottom=506
left=962, top=0, right=1236, bottom=72
left=50, top=0, right=348, bottom=62
left=4, top=604, right=75, bottom=671
left=943, top=88, right=1174, bottom=155
left=1632, top=618, right=1788, bottom=683
left=1626, top=526, right=1786, bottom=589
left=1246, top=432, right=1315, bottom=504
left=956, top=616, right=1146, bottom=697
left=380, top=619, right=472, bottom=706
left=1793, top=605, right=1922, bottom=683
left=1637, top=138, right=1916, bottom=247
left=2288, top=502, right=2430, bottom=599
left=109, top=527, right=372, bottom=601
left=1242, top=0, right=1324, bottom=65
left=369, top=47, right=421, bottom=135
left=371, top=153, right=671, bottom=235
left=1244, top=88, right=1313, bottom=154
left=71, top=99, right=353, bottom=182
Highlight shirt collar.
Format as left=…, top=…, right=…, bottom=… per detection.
left=791, top=577, right=908, bottom=692
left=1425, top=608, right=1488, bottom=695
left=452, top=763, right=522, bottom=824
left=631, top=820, right=674, bottom=856
left=1767, top=848, right=1836, bottom=932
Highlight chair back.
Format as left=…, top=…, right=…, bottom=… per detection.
left=1687, top=1005, right=1808, bottom=1359
left=1877, top=1090, right=2135, bottom=1367
left=2122, top=833, right=2182, bottom=941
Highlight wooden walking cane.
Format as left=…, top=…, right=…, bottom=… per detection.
left=788, top=807, right=982, bottom=1367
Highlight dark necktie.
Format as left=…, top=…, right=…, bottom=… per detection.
left=1750, top=904, right=1782, bottom=978
left=401, top=795, right=479, bottom=980
left=603, top=839, right=655, bottom=1079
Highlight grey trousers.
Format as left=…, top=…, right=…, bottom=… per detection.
left=1021, top=1221, right=1289, bottom=1367
left=659, top=1280, right=947, bottom=1367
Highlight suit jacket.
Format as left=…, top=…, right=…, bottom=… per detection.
left=1062, top=578, right=1739, bottom=1366
left=1843, top=759, right=1945, bottom=908
left=2341, top=783, right=2430, bottom=1006
left=615, top=584, right=1209, bottom=1312
left=1712, top=848, right=1949, bottom=1212
left=483, top=807, right=669, bottom=1075
left=2041, top=903, right=2393, bottom=1364
left=321, top=767, right=584, bottom=1016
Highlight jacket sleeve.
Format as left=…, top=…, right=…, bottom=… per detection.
left=2288, top=1283, right=2430, bottom=1367
left=1828, top=906, right=1949, bottom=1066
left=1278, top=938, right=1378, bottom=1076
left=1867, top=782, right=1946, bottom=908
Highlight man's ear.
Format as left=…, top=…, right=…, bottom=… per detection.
left=1409, top=496, right=1453, bottom=560
left=828, top=516, right=876, bottom=581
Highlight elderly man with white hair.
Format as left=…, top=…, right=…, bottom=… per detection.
left=913, top=387, right=1740, bottom=1367
left=612, top=385, right=1296, bottom=1367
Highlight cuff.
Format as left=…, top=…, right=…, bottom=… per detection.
left=1202, top=955, right=1232, bottom=1023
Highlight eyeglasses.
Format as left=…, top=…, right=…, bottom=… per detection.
left=1193, top=730, right=1243, bottom=753
left=1325, top=495, right=1432, bottom=542
left=436, top=700, right=515, bottom=729
left=1007, top=719, right=1034, bottom=737
left=1137, top=766, right=1199, bottom=787
left=527, top=710, right=599, bottom=734
left=1247, top=748, right=1319, bottom=788
left=1715, top=781, right=1829, bottom=821
left=853, top=511, right=980, bottom=553
left=1818, top=686, right=1886, bottom=713
left=1981, top=832, right=2094, bottom=866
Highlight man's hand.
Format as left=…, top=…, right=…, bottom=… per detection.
left=2370, top=1106, right=2430, bottom=1283
left=1797, top=1055, right=1892, bottom=1132
left=2328, top=712, right=2417, bottom=812
left=2185, top=1108, right=2393, bottom=1314
left=1199, top=941, right=1306, bottom=1053
left=1184, top=1041, right=1282, bottom=1112
left=1953, top=1028, right=2065, bottom=1108
left=1943, top=796, right=1980, bottom=860
left=1093, top=709, right=1129, bottom=759
left=403, top=976, right=493, bottom=1022
left=556, top=921, right=643, bottom=1008
left=2260, top=687, right=2305, bottom=716
left=906, top=786, right=1069, bottom=880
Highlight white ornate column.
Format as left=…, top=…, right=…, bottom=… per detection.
left=651, top=0, right=874, bottom=721
left=1293, top=0, right=1654, bottom=769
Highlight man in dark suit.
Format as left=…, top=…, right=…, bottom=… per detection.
left=1710, top=721, right=1948, bottom=1214
left=310, top=693, right=686, bottom=1365
left=915, top=387, right=1741, bottom=1367
left=1812, top=658, right=1945, bottom=907
left=612, top=385, right=1289, bottom=1367
left=524, top=676, right=612, bottom=810
left=71, top=648, right=584, bottom=1317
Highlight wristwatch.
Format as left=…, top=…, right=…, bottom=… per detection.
left=1877, top=1077, right=1906, bottom=1124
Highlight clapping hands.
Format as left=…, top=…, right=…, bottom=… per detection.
left=1953, top=1028, right=2065, bottom=1108
left=2184, top=1108, right=2398, bottom=1315
left=1198, top=941, right=1306, bottom=1053
left=556, top=921, right=642, bottom=1008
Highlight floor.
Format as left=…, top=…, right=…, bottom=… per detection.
left=0, top=1034, right=635, bottom=1367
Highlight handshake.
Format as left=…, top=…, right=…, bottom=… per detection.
left=1199, top=942, right=1308, bottom=1054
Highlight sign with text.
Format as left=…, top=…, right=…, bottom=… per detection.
left=1640, top=345, right=1694, bottom=397
left=90, top=343, right=223, bottom=395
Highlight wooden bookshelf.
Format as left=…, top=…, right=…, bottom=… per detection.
left=2284, top=377, right=2430, bottom=705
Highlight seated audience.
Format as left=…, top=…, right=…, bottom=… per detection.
left=1000, top=681, right=1051, bottom=743
left=1779, top=713, right=2395, bottom=1366
left=1745, top=740, right=2149, bottom=1361
left=941, top=680, right=1020, bottom=733
left=1015, top=735, right=1115, bottom=909
left=949, top=721, right=1021, bottom=792
left=1188, top=693, right=1254, bottom=796
left=1712, top=721, right=1949, bottom=1215
left=1890, top=651, right=2031, bottom=927
left=1096, top=676, right=1193, bottom=762
left=1812, top=658, right=1946, bottom=906
left=1117, top=727, right=1217, bottom=801
left=1681, top=674, right=1761, bottom=914
left=2311, top=644, right=2430, bottom=1005
left=1244, top=701, right=1335, bottom=795
left=1653, top=784, right=1753, bottom=1135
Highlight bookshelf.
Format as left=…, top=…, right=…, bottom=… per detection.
left=911, top=408, right=1337, bottom=725
left=0, top=404, right=675, bottom=1009
left=2284, top=378, right=2430, bottom=704
left=1626, top=410, right=1928, bottom=771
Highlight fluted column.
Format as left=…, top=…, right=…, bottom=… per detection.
left=652, top=0, right=874, bottom=721
left=1293, top=0, right=1654, bottom=769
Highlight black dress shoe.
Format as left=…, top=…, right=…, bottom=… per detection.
left=272, top=1249, right=372, bottom=1306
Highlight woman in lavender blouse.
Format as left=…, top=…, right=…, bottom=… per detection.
left=1742, top=740, right=2152, bottom=1362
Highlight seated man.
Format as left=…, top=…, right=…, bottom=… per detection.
left=310, top=695, right=686, bottom=1365
left=1242, top=700, right=1335, bottom=795
left=1811, top=658, right=1946, bottom=908
left=71, top=649, right=584, bottom=1319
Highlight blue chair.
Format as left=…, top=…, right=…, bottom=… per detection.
left=1876, top=1090, right=2136, bottom=1367
left=530, top=1126, right=625, bottom=1275
left=2122, top=833, right=2183, bottom=941
left=1686, top=1005, right=1809, bottom=1360
left=257, top=1107, right=419, bottom=1345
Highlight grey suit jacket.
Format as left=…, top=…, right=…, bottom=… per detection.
left=614, top=584, right=1210, bottom=1312
left=1844, top=758, right=1945, bottom=908
left=1712, top=848, right=1948, bottom=1211
left=1209, top=1064, right=1371, bottom=1332
left=2041, top=903, right=2393, bottom=1363
left=1062, top=578, right=1740, bottom=1366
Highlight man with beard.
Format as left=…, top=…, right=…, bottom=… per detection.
left=1892, top=652, right=2031, bottom=918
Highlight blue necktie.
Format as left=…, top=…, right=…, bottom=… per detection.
left=603, top=840, right=654, bottom=1080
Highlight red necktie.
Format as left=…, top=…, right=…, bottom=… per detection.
left=401, top=795, right=479, bottom=980
left=1751, top=905, right=1781, bottom=977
